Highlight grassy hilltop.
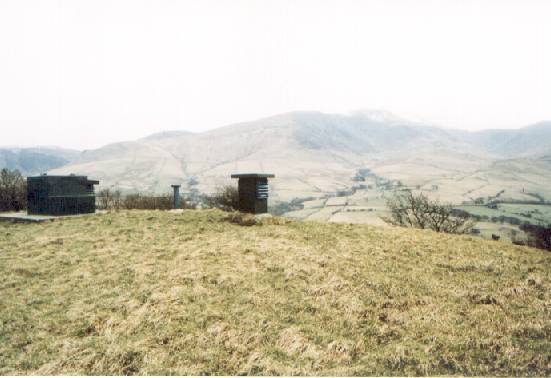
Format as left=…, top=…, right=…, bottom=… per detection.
left=0, top=210, right=550, bottom=375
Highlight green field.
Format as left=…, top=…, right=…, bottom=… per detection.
left=456, top=204, right=551, bottom=225
left=1, top=210, right=550, bottom=375
left=283, top=186, right=551, bottom=245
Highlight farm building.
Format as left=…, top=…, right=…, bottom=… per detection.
left=27, top=175, right=99, bottom=216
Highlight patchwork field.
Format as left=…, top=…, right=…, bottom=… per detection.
left=282, top=182, right=551, bottom=245
left=1, top=210, right=550, bottom=375
left=284, top=189, right=390, bottom=226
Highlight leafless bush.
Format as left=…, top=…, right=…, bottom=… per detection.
left=384, top=190, right=474, bottom=234
left=97, top=188, right=123, bottom=210
left=0, top=168, right=27, bottom=211
left=122, top=193, right=173, bottom=210
left=97, top=189, right=181, bottom=210
left=206, top=185, right=239, bottom=211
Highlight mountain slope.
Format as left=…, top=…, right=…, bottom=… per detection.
left=49, top=111, right=551, bottom=202
left=467, top=121, right=551, bottom=157
left=0, top=147, right=80, bottom=176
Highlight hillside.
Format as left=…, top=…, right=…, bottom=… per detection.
left=0, top=147, right=80, bottom=176
left=1, top=210, right=550, bottom=375
left=467, top=121, right=551, bottom=158
left=48, top=111, right=551, bottom=204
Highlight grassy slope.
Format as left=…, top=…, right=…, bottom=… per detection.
left=0, top=210, right=550, bottom=376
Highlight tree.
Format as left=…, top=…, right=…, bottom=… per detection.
left=0, top=168, right=27, bottom=211
left=384, top=190, right=474, bottom=234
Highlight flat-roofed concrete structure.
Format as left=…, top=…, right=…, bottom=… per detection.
left=27, top=174, right=99, bottom=216
left=231, top=173, right=275, bottom=214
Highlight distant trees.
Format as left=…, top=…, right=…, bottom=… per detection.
left=270, top=197, right=315, bottom=216
left=0, top=168, right=26, bottom=212
left=474, top=197, right=486, bottom=205
left=384, top=190, right=474, bottom=234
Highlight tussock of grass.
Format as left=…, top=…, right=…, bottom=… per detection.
left=0, top=209, right=550, bottom=375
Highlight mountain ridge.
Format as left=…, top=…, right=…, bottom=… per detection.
left=0, top=110, right=551, bottom=202
left=6, top=110, right=550, bottom=203
left=0, top=147, right=80, bottom=176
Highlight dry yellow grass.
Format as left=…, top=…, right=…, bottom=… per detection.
left=0, top=209, right=550, bottom=375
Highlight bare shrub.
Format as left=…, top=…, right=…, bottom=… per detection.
left=97, top=188, right=123, bottom=210
left=97, top=189, right=181, bottom=210
left=122, top=193, right=173, bottom=210
left=206, top=185, right=239, bottom=211
left=0, top=168, right=27, bottom=211
left=384, top=190, right=474, bottom=234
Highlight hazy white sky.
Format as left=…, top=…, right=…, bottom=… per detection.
left=0, top=0, right=549, bottom=149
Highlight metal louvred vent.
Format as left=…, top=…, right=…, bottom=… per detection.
left=256, top=183, right=269, bottom=199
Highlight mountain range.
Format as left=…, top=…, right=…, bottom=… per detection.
left=2, top=111, right=551, bottom=204
left=0, top=147, right=80, bottom=176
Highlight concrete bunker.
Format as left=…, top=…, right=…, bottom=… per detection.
left=27, top=174, right=99, bottom=216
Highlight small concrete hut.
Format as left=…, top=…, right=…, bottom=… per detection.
left=27, top=174, right=99, bottom=216
left=231, top=173, right=275, bottom=214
